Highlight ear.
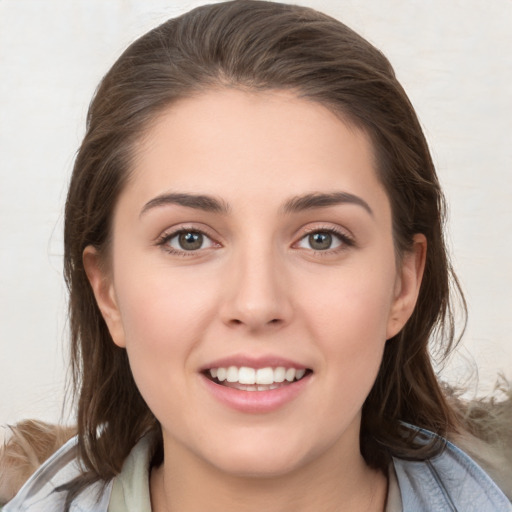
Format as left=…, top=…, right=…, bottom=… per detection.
left=82, top=246, right=126, bottom=348
left=386, top=234, right=427, bottom=340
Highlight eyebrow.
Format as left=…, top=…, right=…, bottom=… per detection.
left=282, top=192, right=373, bottom=216
left=140, top=192, right=230, bottom=217
left=139, top=190, right=373, bottom=218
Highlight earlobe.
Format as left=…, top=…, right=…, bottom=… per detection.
left=82, top=246, right=126, bottom=348
left=386, top=234, right=427, bottom=339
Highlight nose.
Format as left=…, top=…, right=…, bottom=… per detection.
left=220, top=245, right=293, bottom=332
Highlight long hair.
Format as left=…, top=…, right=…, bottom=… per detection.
left=63, top=0, right=465, bottom=503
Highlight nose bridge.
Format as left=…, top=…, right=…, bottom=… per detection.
left=221, top=236, right=291, bottom=330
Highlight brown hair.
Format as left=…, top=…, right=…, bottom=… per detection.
left=63, top=0, right=465, bottom=504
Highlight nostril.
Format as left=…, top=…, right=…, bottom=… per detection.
left=228, top=318, right=282, bottom=327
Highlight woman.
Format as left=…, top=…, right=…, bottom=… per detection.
left=3, top=1, right=511, bottom=510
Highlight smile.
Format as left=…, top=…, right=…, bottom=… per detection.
left=207, top=366, right=309, bottom=391
left=201, top=360, right=312, bottom=413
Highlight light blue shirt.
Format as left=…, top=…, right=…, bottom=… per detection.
left=5, top=427, right=512, bottom=512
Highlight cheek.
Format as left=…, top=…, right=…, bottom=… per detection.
left=115, top=261, right=214, bottom=345
left=301, top=261, right=397, bottom=343
left=296, top=260, right=396, bottom=405
left=111, top=263, right=218, bottom=400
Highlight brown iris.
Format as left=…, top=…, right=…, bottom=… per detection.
left=178, top=232, right=203, bottom=250
left=308, top=232, right=332, bottom=250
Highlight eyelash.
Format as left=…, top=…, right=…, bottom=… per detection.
left=156, top=227, right=218, bottom=256
left=295, top=226, right=355, bottom=254
left=155, top=225, right=355, bottom=257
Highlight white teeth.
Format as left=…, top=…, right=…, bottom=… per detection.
left=274, top=366, right=286, bottom=382
left=238, top=367, right=256, bottom=384
left=256, top=367, right=274, bottom=385
left=207, top=365, right=307, bottom=386
left=295, top=368, right=306, bottom=380
left=285, top=368, right=296, bottom=382
left=226, top=366, right=238, bottom=382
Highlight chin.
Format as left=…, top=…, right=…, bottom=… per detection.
left=194, top=433, right=320, bottom=479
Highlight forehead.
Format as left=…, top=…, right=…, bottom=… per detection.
left=121, top=89, right=389, bottom=217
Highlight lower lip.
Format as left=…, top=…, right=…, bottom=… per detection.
left=201, top=373, right=311, bottom=413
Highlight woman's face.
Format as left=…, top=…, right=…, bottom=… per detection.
left=85, top=89, right=424, bottom=477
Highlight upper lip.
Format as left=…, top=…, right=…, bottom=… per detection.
left=200, top=355, right=310, bottom=371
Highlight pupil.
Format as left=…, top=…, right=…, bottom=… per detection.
left=309, top=232, right=331, bottom=250
left=179, top=232, right=203, bottom=250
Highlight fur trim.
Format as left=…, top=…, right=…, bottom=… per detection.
left=447, top=378, right=512, bottom=501
left=0, top=420, right=75, bottom=505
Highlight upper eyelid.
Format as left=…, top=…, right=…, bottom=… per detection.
left=296, top=223, right=354, bottom=241
left=292, top=225, right=356, bottom=252
left=156, top=223, right=219, bottom=242
left=302, top=226, right=347, bottom=235
left=156, top=227, right=220, bottom=256
left=154, top=222, right=354, bottom=247
left=298, top=230, right=351, bottom=244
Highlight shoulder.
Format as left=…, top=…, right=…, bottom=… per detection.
left=3, top=436, right=112, bottom=512
left=393, top=426, right=512, bottom=512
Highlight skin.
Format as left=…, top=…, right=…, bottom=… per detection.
left=84, top=89, right=426, bottom=512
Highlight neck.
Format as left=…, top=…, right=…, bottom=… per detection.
left=150, top=432, right=388, bottom=512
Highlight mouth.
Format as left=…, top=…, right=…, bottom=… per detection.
left=203, top=366, right=312, bottom=392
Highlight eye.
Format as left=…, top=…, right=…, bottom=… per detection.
left=296, top=229, right=351, bottom=251
left=159, top=229, right=217, bottom=253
